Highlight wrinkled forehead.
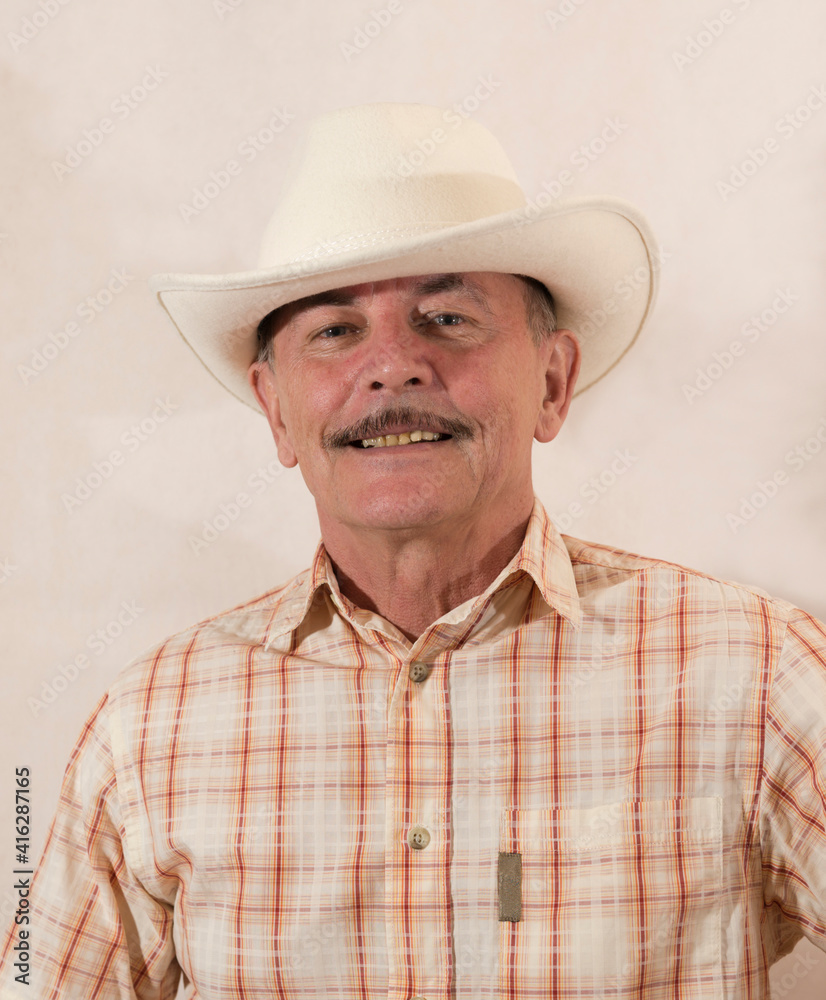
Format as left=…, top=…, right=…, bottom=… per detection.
left=280, top=272, right=504, bottom=321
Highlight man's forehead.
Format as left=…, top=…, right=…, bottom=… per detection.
left=282, top=272, right=512, bottom=317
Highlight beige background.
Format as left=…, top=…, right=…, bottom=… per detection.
left=2, top=0, right=825, bottom=993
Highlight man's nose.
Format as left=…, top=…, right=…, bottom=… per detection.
left=359, top=318, right=434, bottom=392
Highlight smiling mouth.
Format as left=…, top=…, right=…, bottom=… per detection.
left=328, top=406, right=470, bottom=452
left=350, top=430, right=451, bottom=449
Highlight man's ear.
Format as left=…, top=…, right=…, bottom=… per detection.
left=247, top=361, right=299, bottom=468
left=534, top=329, right=581, bottom=443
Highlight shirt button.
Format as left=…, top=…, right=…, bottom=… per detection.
left=408, top=661, right=431, bottom=683
left=407, top=825, right=431, bottom=850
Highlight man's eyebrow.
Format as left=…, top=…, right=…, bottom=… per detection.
left=287, top=288, right=359, bottom=315
left=412, top=273, right=492, bottom=313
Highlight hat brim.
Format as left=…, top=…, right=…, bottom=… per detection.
left=149, top=195, right=659, bottom=412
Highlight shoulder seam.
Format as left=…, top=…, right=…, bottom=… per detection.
left=565, top=536, right=794, bottom=611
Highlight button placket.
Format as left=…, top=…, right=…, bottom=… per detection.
left=386, top=653, right=451, bottom=997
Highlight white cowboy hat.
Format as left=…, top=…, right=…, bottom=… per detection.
left=149, top=102, right=659, bottom=411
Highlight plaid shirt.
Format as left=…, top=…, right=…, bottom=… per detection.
left=2, top=499, right=825, bottom=999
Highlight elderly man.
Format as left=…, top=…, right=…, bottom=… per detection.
left=2, top=103, right=825, bottom=999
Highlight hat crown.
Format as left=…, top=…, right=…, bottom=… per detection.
left=257, top=103, right=526, bottom=268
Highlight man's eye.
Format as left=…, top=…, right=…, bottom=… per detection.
left=428, top=313, right=464, bottom=327
left=317, top=324, right=352, bottom=339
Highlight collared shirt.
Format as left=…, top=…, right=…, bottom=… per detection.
left=2, top=499, right=825, bottom=999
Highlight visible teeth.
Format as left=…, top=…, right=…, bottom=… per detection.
left=358, top=430, right=444, bottom=448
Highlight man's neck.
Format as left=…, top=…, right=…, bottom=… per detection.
left=319, top=499, right=535, bottom=642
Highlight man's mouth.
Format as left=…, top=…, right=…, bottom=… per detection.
left=326, top=406, right=470, bottom=452
left=350, top=430, right=451, bottom=449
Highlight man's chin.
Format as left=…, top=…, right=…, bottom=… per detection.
left=336, top=489, right=458, bottom=533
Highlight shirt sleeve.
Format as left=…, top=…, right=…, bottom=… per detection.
left=0, top=694, right=182, bottom=999
left=760, top=606, right=826, bottom=956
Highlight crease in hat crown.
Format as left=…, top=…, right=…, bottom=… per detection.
left=150, top=100, right=659, bottom=411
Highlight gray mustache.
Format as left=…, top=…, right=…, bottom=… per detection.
left=325, top=406, right=474, bottom=449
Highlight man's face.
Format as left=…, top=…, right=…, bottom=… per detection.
left=248, top=272, right=579, bottom=537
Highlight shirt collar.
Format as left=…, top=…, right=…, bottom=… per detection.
left=508, top=496, right=582, bottom=628
left=260, top=497, right=581, bottom=647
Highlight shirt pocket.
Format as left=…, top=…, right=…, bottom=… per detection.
left=499, top=797, right=723, bottom=999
